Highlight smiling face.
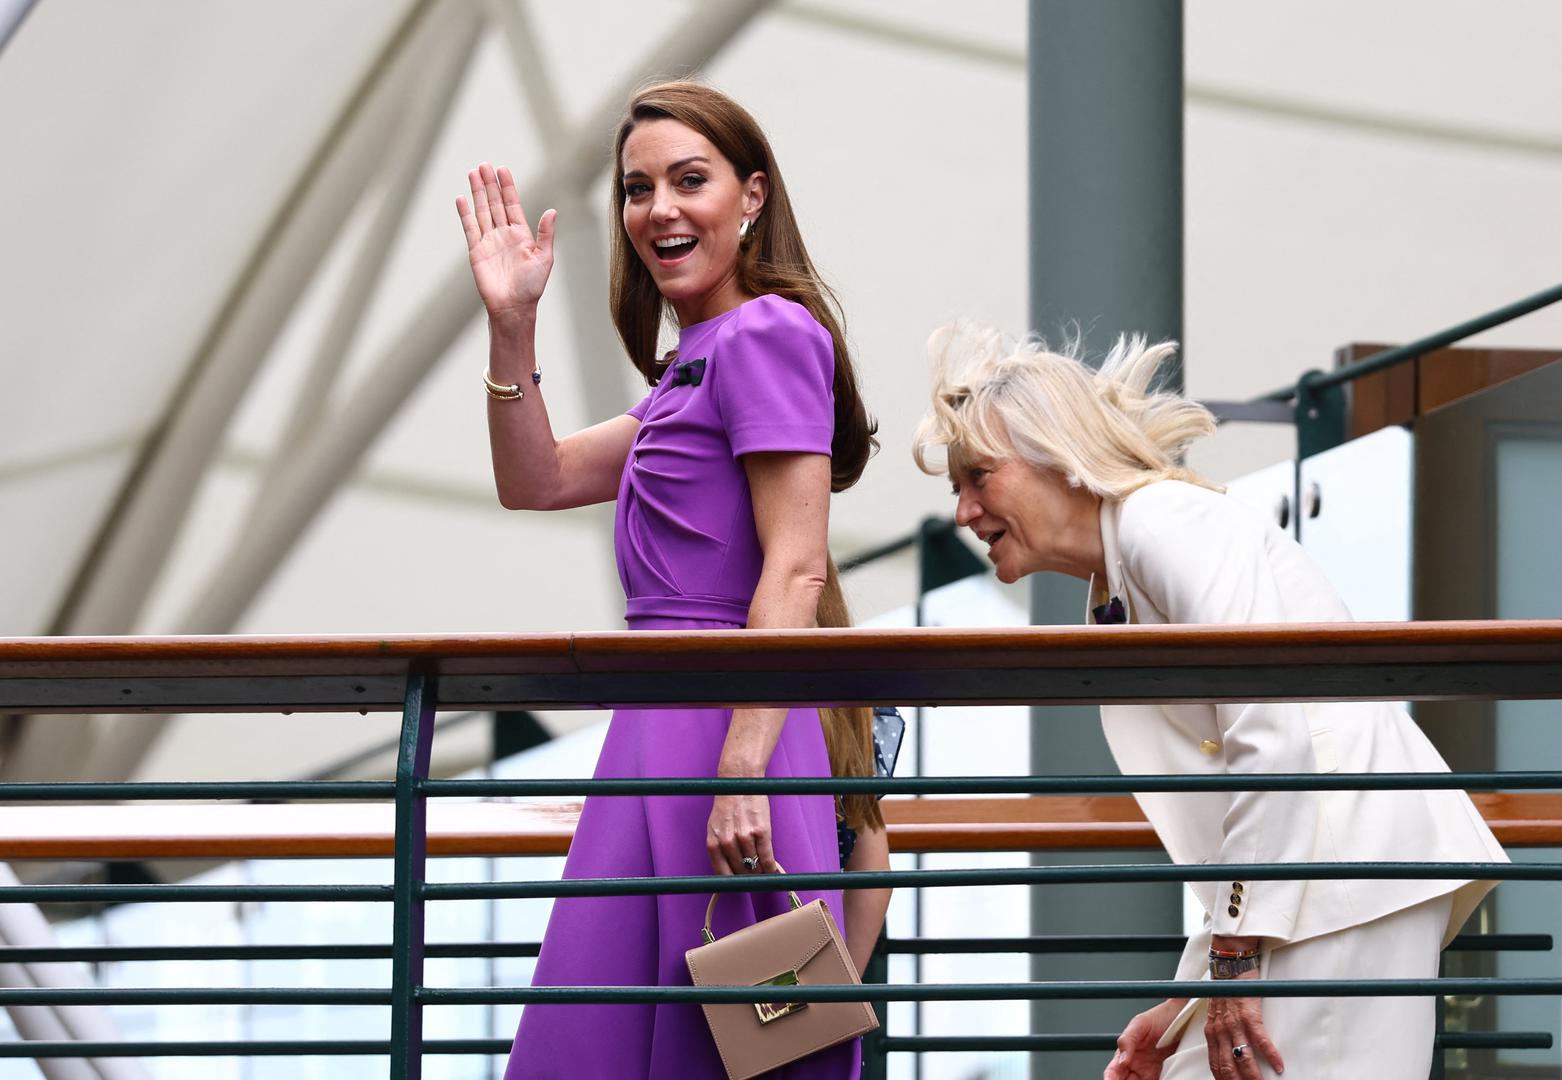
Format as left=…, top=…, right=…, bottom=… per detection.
left=620, top=118, right=767, bottom=326
left=951, top=455, right=1101, bottom=584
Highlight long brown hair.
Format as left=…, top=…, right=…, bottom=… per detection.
left=816, top=560, right=883, bottom=833
left=610, top=82, right=882, bottom=831
left=608, top=80, right=878, bottom=492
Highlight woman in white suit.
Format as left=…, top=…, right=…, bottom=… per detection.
left=911, top=325, right=1507, bottom=1080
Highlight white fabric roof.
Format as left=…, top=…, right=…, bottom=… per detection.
left=2, top=0, right=1561, bottom=782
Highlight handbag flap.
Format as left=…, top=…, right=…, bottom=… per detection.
left=686, top=899, right=840, bottom=987
left=685, top=898, right=876, bottom=1080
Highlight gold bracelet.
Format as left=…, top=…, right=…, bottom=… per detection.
left=483, top=370, right=524, bottom=400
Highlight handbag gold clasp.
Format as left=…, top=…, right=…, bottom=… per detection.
left=753, top=969, right=806, bottom=1024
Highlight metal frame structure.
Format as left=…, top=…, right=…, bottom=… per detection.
left=5, top=0, right=773, bottom=785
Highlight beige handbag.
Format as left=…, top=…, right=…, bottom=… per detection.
left=685, top=874, right=878, bottom=1080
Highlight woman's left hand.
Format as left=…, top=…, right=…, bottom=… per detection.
left=707, top=794, right=778, bottom=875
left=1204, top=970, right=1284, bottom=1079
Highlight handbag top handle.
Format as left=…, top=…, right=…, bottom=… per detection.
left=701, top=863, right=804, bottom=945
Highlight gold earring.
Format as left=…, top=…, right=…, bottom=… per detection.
left=738, top=219, right=751, bottom=239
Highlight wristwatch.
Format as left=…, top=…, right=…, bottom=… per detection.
left=1208, top=948, right=1261, bottom=980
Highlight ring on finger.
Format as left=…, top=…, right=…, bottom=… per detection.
left=1232, top=1043, right=1249, bottom=1059
left=741, top=856, right=759, bottom=871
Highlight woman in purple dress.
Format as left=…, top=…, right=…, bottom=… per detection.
left=456, top=82, right=882, bottom=1078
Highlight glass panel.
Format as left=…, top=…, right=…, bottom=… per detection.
left=1493, top=432, right=1562, bottom=1069
left=1299, top=426, right=1413, bottom=622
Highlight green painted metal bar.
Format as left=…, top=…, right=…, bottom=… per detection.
left=0, top=874, right=1538, bottom=930
left=1295, top=368, right=1350, bottom=459
left=0, top=943, right=539, bottom=963
left=390, top=669, right=437, bottom=1080
left=0, top=866, right=1541, bottom=907
left=0, top=781, right=392, bottom=801
left=0, top=1032, right=1545, bottom=1057
left=0, top=884, right=389, bottom=903
left=881, top=933, right=1554, bottom=955
left=420, top=861, right=1549, bottom=903
left=1258, top=278, right=1562, bottom=402
left=1306, top=279, right=1562, bottom=393
left=879, top=1032, right=1554, bottom=1053
left=6, top=978, right=1562, bottom=1009
left=419, top=977, right=1562, bottom=1005
left=420, top=770, right=1562, bottom=796
left=887, top=1035, right=1124, bottom=1052
left=0, top=768, right=1550, bottom=804
left=861, top=934, right=888, bottom=1080
left=0, top=989, right=387, bottom=1005
left=0, top=932, right=1536, bottom=966
left=0, top=1041, right=494, bottom=1059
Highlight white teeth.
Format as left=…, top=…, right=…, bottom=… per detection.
left=654, top=236, right=695, bottom=249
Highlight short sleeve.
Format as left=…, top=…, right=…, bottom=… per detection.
left=627, top=390, right=654, bottom=421
left=712, top=295, right=835, bottom=457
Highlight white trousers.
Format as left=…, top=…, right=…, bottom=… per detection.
left=1161, top=894, right=1454, bottom=1080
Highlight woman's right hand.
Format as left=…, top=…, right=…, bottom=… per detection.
left=456, top=163, right=557, bottom=328
left=1103, top=997, right=1186, bottom=1080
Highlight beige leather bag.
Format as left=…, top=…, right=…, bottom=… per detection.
left=685, top=877, right=878, bottom=1080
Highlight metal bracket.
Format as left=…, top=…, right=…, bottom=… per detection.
left=1294, top=369, right=1349, bottom=460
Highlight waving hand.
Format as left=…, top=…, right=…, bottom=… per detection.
left=456, top=163, right=557, bottom=327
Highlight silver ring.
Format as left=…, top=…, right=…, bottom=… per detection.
left=1233, top=1044, right=1249, bottom=1059
left=741, top=856, right=759, bottom=871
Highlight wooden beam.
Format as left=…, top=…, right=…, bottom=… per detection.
left=4, top=622, right=1562, bottom=713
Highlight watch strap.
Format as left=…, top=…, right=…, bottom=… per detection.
left=1209, top=952, right=1261, bottom=980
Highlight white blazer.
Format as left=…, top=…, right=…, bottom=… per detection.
left=1091, top=481, right=1506, bottom=985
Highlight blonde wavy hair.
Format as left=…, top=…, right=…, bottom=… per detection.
left=912, top=322, right=1221, bottom=498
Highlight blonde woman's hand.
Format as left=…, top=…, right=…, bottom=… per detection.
left=1104, top=997, right=1185, bottom=1080
left=707, top=794, right=778, bottom=876
left=455, top=163, right=556, bottom=328
left=1204, top=972, right=1283, bottom=1079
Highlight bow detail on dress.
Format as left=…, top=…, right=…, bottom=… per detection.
left=670, top=356, right=707, bottom=387
left=1091, top=596, right=1127, bottom=625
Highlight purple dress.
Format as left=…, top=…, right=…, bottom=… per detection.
left=505, top=295, right=860, bottom=1079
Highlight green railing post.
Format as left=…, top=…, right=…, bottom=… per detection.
left=862, top=928, right=890, bottom=1080
left=391, top=670, right=437, bottom=1079
left=1295, top=368, right=1349, bottom=461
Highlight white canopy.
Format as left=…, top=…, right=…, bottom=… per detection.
left=2, top=0, right=1561, bottom=784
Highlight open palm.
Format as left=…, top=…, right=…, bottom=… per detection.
left=456, top=163, right=556, bottom=324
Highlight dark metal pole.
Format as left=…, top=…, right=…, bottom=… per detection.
left=391, top=671, right=437, bottom=1079
left=1028, top=3, right=1185, bottom=1076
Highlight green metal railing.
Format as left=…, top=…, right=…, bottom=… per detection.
left=1206, top=278, right=1562, bottom=459
left=0, top=625, right=1559, bottom=1076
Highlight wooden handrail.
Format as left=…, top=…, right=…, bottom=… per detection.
left=5, top=621, right=1562, bottom=712
left=1, top=793, right=1556, bottom=862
